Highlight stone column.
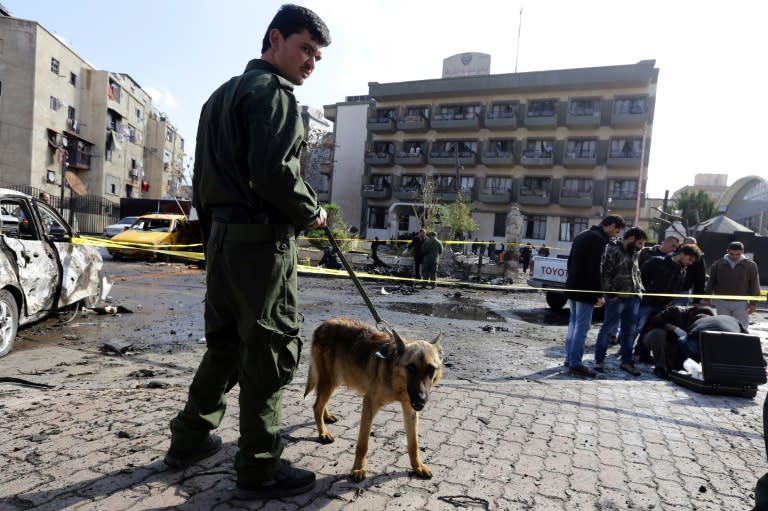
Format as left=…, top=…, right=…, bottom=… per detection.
left=504, top=205, right=523, bottom=281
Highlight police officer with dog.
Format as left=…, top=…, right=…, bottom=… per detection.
left=164, top=4, right=331, bottom=499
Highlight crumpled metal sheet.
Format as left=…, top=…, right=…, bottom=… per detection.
left=1, top=237, right=57, bottom=314
left=54, top=241, right=103, bottom=305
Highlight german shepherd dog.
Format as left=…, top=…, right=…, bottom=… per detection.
left=304, top=317, right=444, bottom=481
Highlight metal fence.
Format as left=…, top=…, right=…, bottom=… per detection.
left=0, top=184, right=120, bottom=235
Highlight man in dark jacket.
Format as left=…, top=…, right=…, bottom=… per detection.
left=563, top=215, right=625, bottom=377
left=634, top=244, right=702, bottom=361
left=637, top=235, right=680, bottom=269
left=410, top=228, right=427, bottom=284
left=641, top=305, right=716, bottom=378
left=676, top=236, right=707, bottom=305
left=165, top=4, right=331, bottom=498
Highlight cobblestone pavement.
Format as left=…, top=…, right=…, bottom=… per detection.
left=1, top=376, right=765, bottom=510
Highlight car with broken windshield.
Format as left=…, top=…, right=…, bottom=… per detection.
left=0, top=188, right=104, bottom=358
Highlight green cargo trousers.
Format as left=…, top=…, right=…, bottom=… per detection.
left=754, top=393, right=768, bottom=510
left=169, top=221, right=301, bottom=482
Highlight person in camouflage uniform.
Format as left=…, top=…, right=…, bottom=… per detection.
left=164, top=4, right=331, bottom=499
left=593, top=227, right=647, bottom=376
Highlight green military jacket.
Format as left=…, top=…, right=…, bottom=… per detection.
left=192, top=59, right=320, bottom=230
left=422, top=236, right=443, bottom=265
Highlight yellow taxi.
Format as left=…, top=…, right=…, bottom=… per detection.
left=107, top=213, right=198, bottom=261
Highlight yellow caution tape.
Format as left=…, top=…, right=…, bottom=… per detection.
left=70, top=236, right=765, bottom=301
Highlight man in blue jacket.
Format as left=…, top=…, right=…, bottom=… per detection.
left=563, top=215, right=625, bottom=377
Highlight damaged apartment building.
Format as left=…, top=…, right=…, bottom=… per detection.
left=0, top=14, right=186, bottom=207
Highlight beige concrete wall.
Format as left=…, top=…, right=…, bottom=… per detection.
left=0, top=18, right=37, bottom=185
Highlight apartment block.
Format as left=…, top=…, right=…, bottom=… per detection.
left=0, top=16, right=184, bottom=203
left=144, top=110, right=185, bottom=199
left=343, top=57, right=658, bottom=251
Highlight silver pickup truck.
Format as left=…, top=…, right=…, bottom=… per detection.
left=526, top=255, right=569, bottom=310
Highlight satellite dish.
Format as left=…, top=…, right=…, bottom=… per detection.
left=64, top=170, right=88, bottom=196
left=61, top=136, right=69, bottom=147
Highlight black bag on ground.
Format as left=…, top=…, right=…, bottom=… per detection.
left=669, top=330, right=766, bottom=399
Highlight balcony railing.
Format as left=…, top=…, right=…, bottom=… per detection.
left=563, top=151, right=597, bottom=167
left=524, top=113, right=557, bottom=129
left=394, top=152, right=426, bottom=165
left=518, top=187, right=550, bottom=205
left=431, top=112, right=481, bottom=131
left=365, top=152, right=394, bottom=165
left=611, top=109, right=649, bottom=127
left=481, top=150, right=514, bottom=166
left=367, top=117, right=396, bottom=132
left=392, top=178, right=423, bottom=200
left=566, top=110, right=601, bottom=128
left=67, top=148, right=91, bottom=170
left=477, top=188, right=511, bottom=204
left=520, top=150, right=554, bottom=167
left=428, top=151, right=477, bottom=166
left=559, top=189, right=593, bottom=207
left=361, top=183, right=392, bottom=200
left=484, top=111, right=517, bottom=129
left=397, top=115, right=429, bottom=131
left=436, top=186, right=474, bottom=202
left=607, top=151, right=642, bottom=168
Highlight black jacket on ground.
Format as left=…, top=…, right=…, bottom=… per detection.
left=564, top=225, right=610, bottom=304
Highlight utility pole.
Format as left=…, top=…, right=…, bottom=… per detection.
left=633, top=123, right=649, bottom=225
left=58, top=140, right=68, bottom=215
left=514, top=8, right=523, bottom=73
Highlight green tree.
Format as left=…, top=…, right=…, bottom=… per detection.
left=412, top=176, right=440, bottom=232
left=439, top=192, right=479, bottom=239
left=305, top=203, right=351, bottom=250
left=668, top=189, right=718, bottom=228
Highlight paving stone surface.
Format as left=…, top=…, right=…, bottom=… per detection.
left=1, top=377, right=765, bottom=510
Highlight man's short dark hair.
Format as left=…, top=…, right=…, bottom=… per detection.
left=623, top=227, right=647, bottom=241
left=678, top=244, right=701, bottom=259
left=261, top=4, right=331, bottom=53
left=600, top=215, right=626, bottom=229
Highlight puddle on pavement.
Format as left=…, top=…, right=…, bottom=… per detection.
left=384, top=301, right=506, bottom=322
left=510, top=308, right=570, bottom=326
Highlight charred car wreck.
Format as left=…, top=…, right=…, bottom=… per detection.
left=0, top=188, right=104, bottom=357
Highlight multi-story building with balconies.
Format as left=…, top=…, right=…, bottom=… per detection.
left=341, top=58, right=658, bottom=252
left=144, top=109, right=185, bottom=199
left=0, top=16, right=184, bottom=204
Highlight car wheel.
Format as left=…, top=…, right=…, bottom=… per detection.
left=545, top=291, right=567, bottom=310
left=0, top=289, right=19, bottom=358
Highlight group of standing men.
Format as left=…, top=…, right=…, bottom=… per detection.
left=410, top=228, right=443, bottom=288
left=562, top=214, right=761, bottom=379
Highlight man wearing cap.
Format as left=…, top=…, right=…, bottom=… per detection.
left=704, top=241, right=761, bottom=331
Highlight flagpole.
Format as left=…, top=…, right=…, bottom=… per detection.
left=515, top=8, right=523, bottom=73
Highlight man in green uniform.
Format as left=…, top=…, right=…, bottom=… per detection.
left=164, top=4, right=331, bottom=499
left=421, top=231, right=443, bottom=289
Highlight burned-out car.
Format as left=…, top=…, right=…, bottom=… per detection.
left=0, top=188, right=103, bottom=358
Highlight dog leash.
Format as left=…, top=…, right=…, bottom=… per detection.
left=323, top=226, right=393, bottom=340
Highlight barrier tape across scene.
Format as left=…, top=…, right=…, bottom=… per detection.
left=74, top=235, right=766, bottom=302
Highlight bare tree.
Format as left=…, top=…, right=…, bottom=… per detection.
left=412, top=176, right=439, bottom=231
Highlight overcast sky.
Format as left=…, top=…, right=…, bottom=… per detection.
left=10, top=0, right=767, bottom=198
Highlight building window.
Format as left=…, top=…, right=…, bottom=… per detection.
left=484, top=176, right=512, bottom=194
left=369, top=174, right=391, bottom=191
left=372, top=108, right=396, bottom=122
left=108, top=79, right=121, bottom=102
left=608, top=179, right=638, bottom=200
left=66, top=106, right=75, bottom=121
left=431, top=140, right=477, bottom=157
left=524, top=215, right=547, bottom=240
left=128, top=125, right=137, bottom=143
left=402, top=106, right=429, bottom=120
left=561, top=178, right=593, bottom=198
left=398, top=214, right=409, bottom=231
left=400, top=141, right=424, bottom=157
left=609, top=138, right=642, bottom=158
left=527, top=99, right=556, bottom=118
left=49, top=96, right=59, bottom=111
left=614, top=97, right=647, bottom=115
left=523, top=139, right=553, bottom=157
left=435, top=104, right=481, bottom=120
left=521, top=177, right=550, bottom=197
left=487, top=139, right=513, bottom=156
left=566, top=139, right=596, bottom=158
left=166, top=128, right=174, bottom=142
left=69, top=72, right=77, bottom=86
left=493, top=213, right=506, bottom=237
left=370, top=141, right=393, bottom=154
left=569, top=99, right=598, bottom=116
left=367, top=207, right=387, bottom=229
left=488, top=102, right=517, bottom=119
left=559, top=217, right=589, bottom=241
left=50, top=58, right=60, bottom=74
left=401, top=174, right=423, bottom=191
left=110, top=183, right=116, bottom=194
